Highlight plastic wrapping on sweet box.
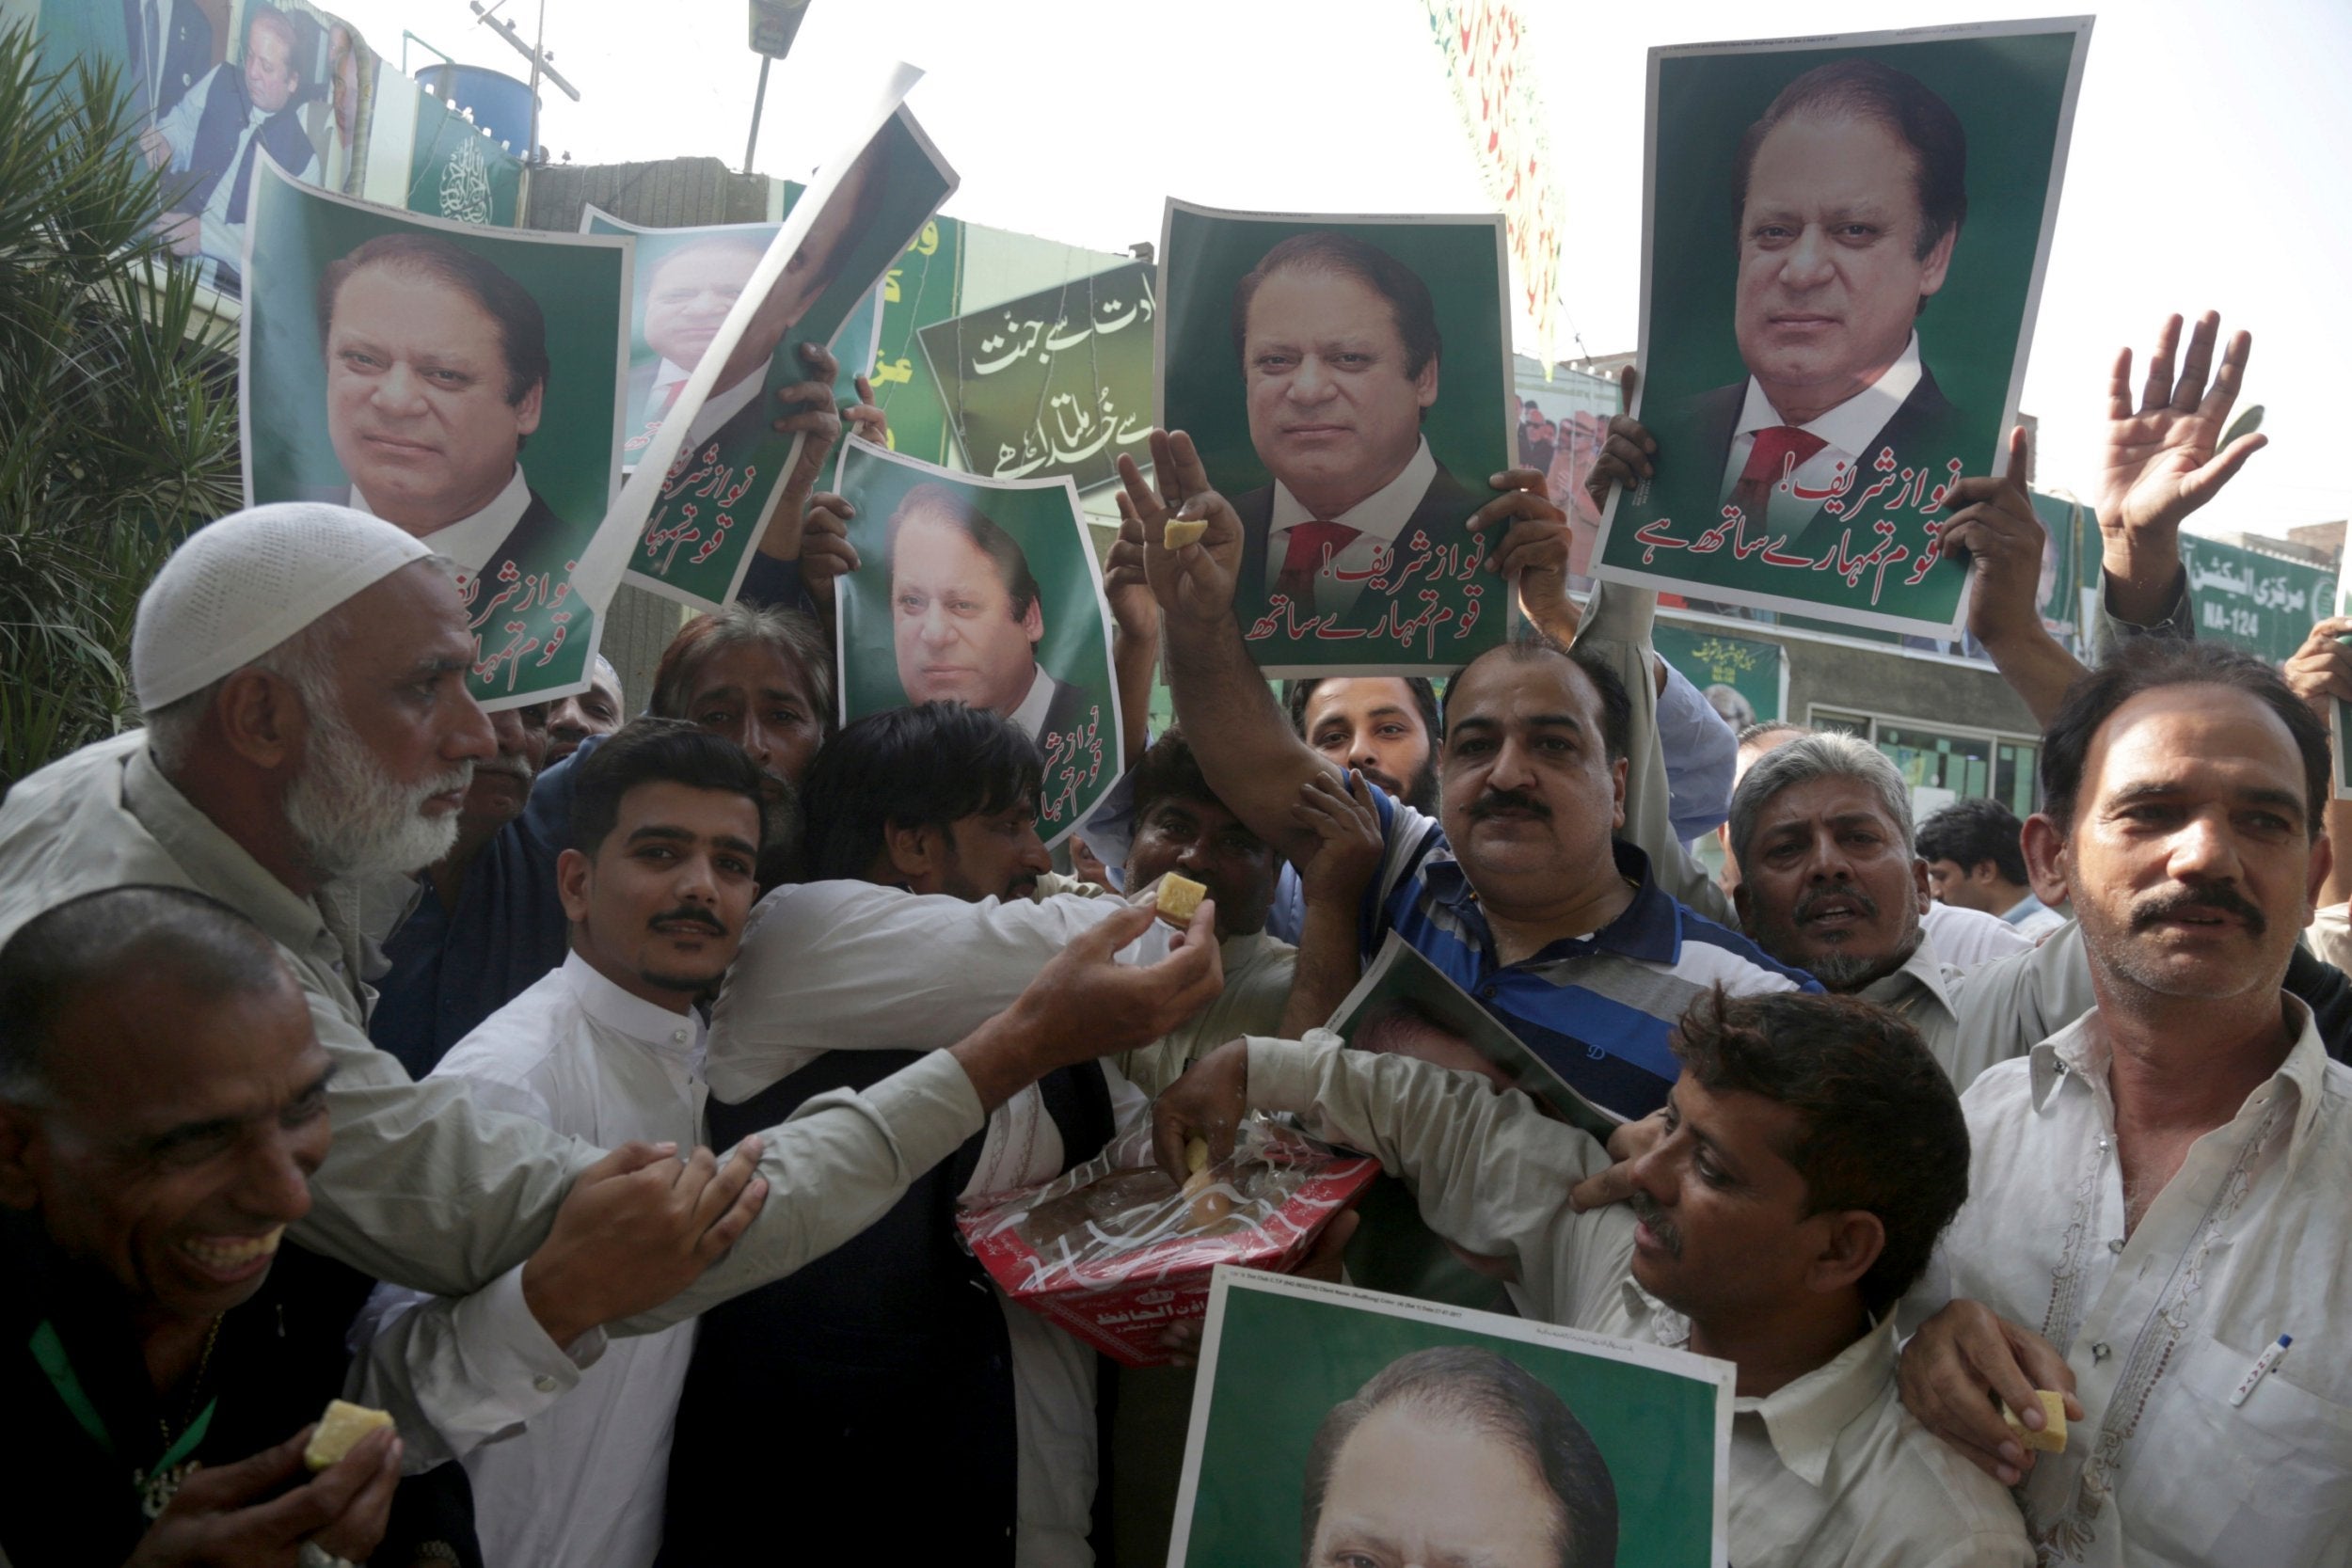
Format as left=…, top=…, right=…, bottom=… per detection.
left=956, top=1116, right=1378, bottom=1367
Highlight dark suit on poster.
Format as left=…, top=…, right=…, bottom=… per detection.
left=1231, top=461, right=1489, bottom=642
left=296, top=482, right=572, bottom=586
left=120, top=0, right=213, bottom=121
left=1032, top=671, right=1090, bottom=746
left=1686, top=366, right=1967, bottom=556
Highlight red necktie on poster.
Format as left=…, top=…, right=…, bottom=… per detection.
left=1730, top=425, right=1828, bottom=529
left=1275, top=520, right=1361, bottom=613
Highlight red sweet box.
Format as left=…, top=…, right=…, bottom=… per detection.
left=957, top=1120, right=1378, bottom=1367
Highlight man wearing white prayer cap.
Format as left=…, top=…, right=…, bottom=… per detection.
left=0, top=501, right=1226, bottom=1408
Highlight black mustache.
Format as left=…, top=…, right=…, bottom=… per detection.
left=1795, top=883, right=1879, bottom=923
left=2132, top=884, right=2267, bottom=937
left=649, top=906, right=727, bottom=936
left=1468, top=788, right=1550, bottom=822
left=1629, top=1193, right=1680, bottom=1257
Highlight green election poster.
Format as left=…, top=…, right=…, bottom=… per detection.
left=239, top=158, right=630, bottom=708
left=1158, top=200, right=1517, bottom=676
left=1591, top=19, right=2092, bottom=637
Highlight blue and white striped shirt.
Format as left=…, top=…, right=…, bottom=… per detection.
left=1360, top=790, right=1820, bottom=1120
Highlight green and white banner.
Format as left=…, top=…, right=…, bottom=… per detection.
left=1591, top=18, right=2093, bottom=637
left=832, top=438, right=1120, bottom=847
left=1171, top=1270, right=1732, bottom=1567
left=1157, top=200, right=1518, bottom=676
left=239, top=157, right=631, bottom=709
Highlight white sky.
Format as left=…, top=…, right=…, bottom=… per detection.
left=333, top=0, right=2352, bottom=541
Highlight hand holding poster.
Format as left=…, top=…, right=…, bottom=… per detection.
left=239, top=156, right=631, bottom=707
left=1591, top=19, right=2093, bottom=636
left=1169, top=1271, right=1732, bottom=1566
left=580, top=206, right=882, bottom=481
left=831, top=437, right=1121, bottom=845
left=1155, top=201, right=1518, bottom=675
left=592, top=69, right=960, bottom=612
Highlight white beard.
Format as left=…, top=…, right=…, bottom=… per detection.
left=283, top=698, right=471, bottom=879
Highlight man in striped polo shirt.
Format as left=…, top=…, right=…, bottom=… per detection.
left=1126, top=432, right=1816, bottom=1123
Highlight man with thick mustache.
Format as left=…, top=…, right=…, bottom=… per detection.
left=1130, top=429, right=1810, bottom=1121
left=1156, top=990, right=2032, bottom=1566
left=361, top=720, right=774, bottom=1568
left=1895, top=641, right=2352, bottom=1565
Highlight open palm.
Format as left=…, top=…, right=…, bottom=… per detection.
left=2096, top=311, right=2265, bottom=542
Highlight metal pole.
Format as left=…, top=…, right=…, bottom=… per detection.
left=516, top=0, right=546, bottom=226
left=744, top=54, right=772, bottom=174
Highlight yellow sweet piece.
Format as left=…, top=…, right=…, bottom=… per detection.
left=304, top=1400, right=393, bottom=1470
left=1185, top=1137, right=1210, bottom=1175
left=1156, top=873, right=1207, bottom=926
left=1162, top=516, right=1207, bottom=549
left=2001, top=1390, right=2067, bottom=1453
left=1184, top=1189, right=1233, bottom=1230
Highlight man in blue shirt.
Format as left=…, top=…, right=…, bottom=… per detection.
left=1125, top=430, right=1815, bottom=1121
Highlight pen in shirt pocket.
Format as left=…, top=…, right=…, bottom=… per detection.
left=2229, top=1334, right=2292, bottom=1407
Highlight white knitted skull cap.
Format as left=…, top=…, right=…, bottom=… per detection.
left=132, top=501, right=435, bottom=710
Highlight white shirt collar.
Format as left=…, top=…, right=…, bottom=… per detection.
left=559, top=950, right=704, bottom=1061
left=1732, top=1317, right=1899, bottom=1488
left=1861, top=925, right=1958, bottom=1020
left=1735, top=333, right=1925, bottom=459
left=1008, top=662, right=1055, bottom=737
left=2028, top=994, right=2330, bottom=1177
left=678, top=362, right=769, bottom=452
left=1267, top=436, right=1438, bottom=548
left=350, top=465, right=531, bottom=578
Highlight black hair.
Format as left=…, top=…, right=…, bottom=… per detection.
left=1129, top=725, right=1226, bottom=827
left=1284, top=675, right=1443, bottom=753
left=1915, top=797, right=2030, bottom=887
left=1300, top=1346, right=1617, bottom=1568
left=2042, top=640, right=2329, bottom=842
left=1449, top=632, right=1632, bottom=762
left=651, top=601, right=835, bottom=737
left=318, top=230, right=551, bottom=407
left=1231, top=230, right=1443, bottom=382
left=1673, top=988, right=1970, bottom=1316
left=567, top=718, right=771, bottom=859
left=885, top=483, right=1042, bottom=627
left=798, top=702, right=1043, bottom=881
left=1732, top=59, right=1967, bottom=276
left=0, top=887, right=290, bottom=1102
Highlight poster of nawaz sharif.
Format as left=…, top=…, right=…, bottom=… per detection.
left=830, top=438, right=1120, bottom=847
left=579, top=207, right=884, bottom=479
left=238, top=157, right=631, bottom=709
left=604, top=67, right=958, bottom=612
left=1168, top=1270, right=1732, bottom=1567
left=1155, top=201, right=1518, bottom=676
left=1590, top=18, right=2094, bottom=636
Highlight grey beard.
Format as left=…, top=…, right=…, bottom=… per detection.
left=1809, top=924, right=1924, bottom=992
left=284, top=698, right=470, bottom=879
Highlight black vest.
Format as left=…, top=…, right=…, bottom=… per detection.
left=658, top=1054, right=1114, bottom=1566
left=170, top=66, right=313, bottom=225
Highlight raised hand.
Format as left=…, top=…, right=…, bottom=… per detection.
left=1115, top=429, right=1247, bottom=627
left=2098, top=311, right=2265, bottom=541
left=1582, top=367, right=1658, bottom=517
left=1468, top=467, right=1580, bottom=642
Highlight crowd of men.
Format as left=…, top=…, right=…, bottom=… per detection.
left=8, top=72, right=2351, bottom=1562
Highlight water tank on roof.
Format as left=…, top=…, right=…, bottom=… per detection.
left=416, top=64, right=533, bottom=153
